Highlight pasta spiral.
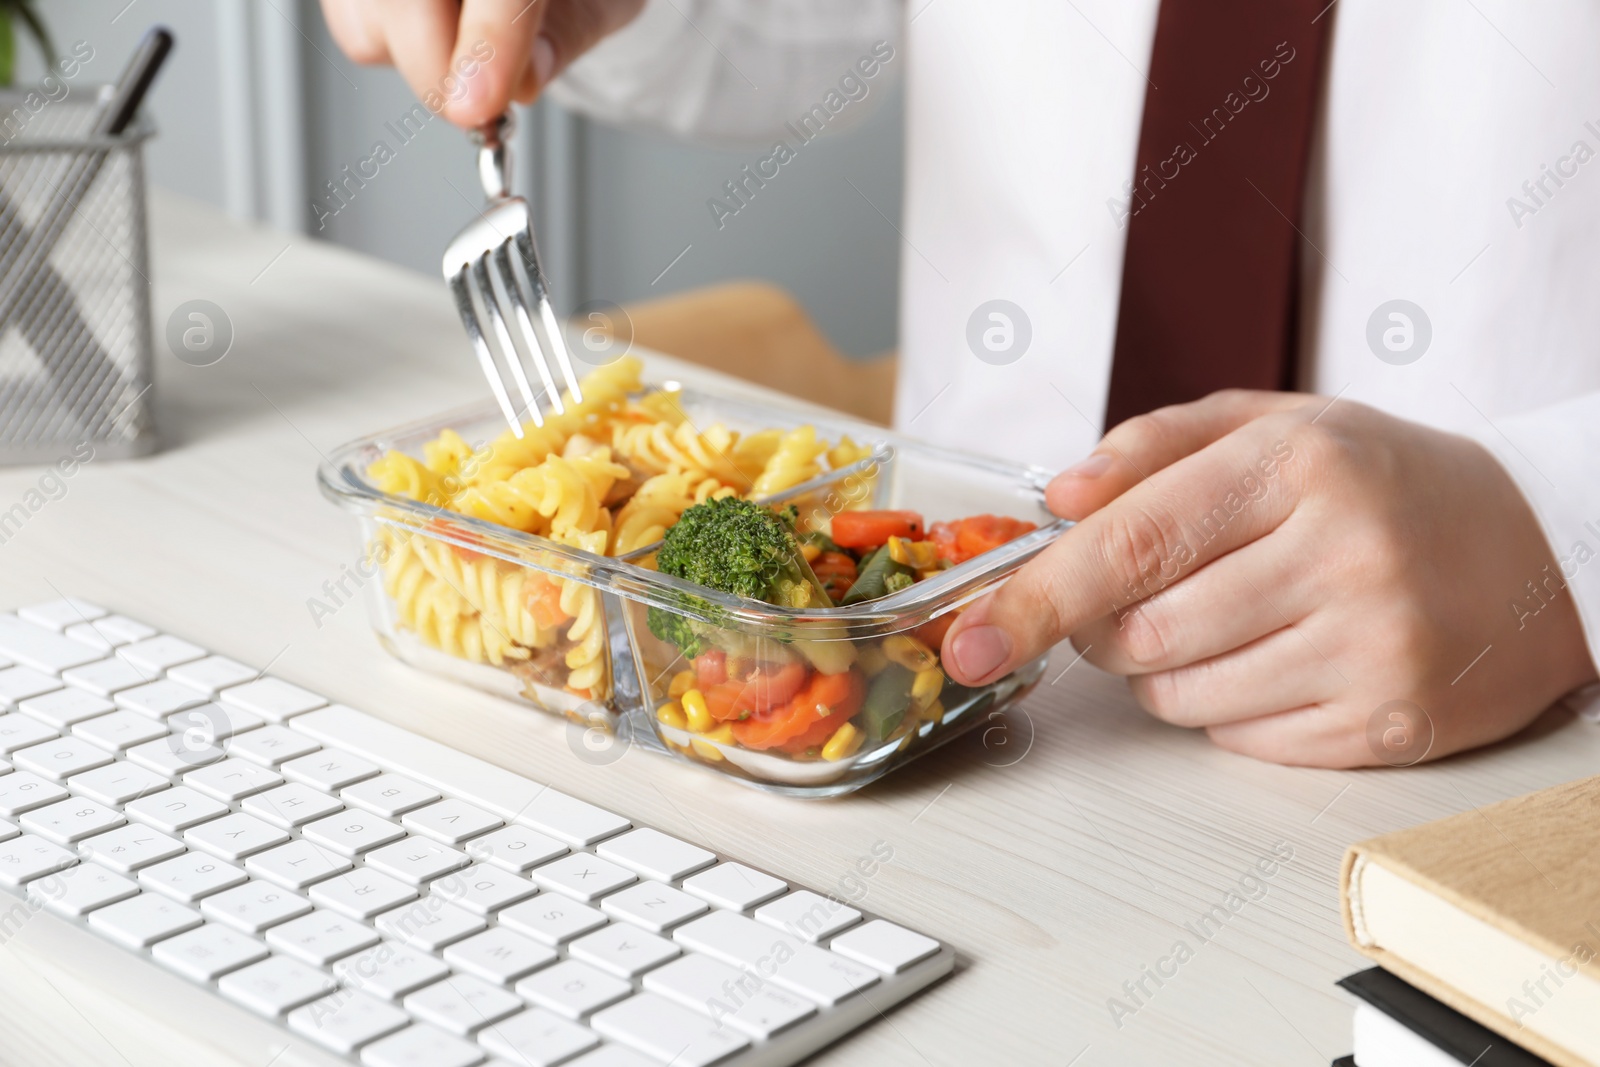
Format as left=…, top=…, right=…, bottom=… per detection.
left=751, top=425, right=828, bottom=498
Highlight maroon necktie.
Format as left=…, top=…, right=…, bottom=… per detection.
left=1104, top=0, right=1332, bottom=428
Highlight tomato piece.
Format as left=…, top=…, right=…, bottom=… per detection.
left=692, top=650, right=728, bottom=689
left=914, top=611, right=957, bottom=651
left=704, top=660, right=809, bottom=721
left=927, top=520, right=961, bottom=564
left=731, top=669, right=865, bottom=750
left=831, top=510, right=926, bottom=551
left=955, top=514, right=1036, bottom=559
left=523, top=577, right=568, bottom=629
left=809, top=550, right=859, bottom=602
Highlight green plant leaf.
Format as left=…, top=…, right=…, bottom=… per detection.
left=0, top=14, right=15, bottom=88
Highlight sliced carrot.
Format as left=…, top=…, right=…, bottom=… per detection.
left=523, top=577, right=568, bottom=629
left=704, top=660, right=809, bottom=721
left=731, top=669, right=865, bottom=750
left=955, top=514, right=1036, bottom=559
left=810, top=551, right=859, bottom=602
left=831, top=510, right=925, bottom=551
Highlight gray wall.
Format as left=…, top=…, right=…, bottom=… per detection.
left=17, top=1, right=903, bottom=357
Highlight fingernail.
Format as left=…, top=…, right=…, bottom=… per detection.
left=1062, top=453, right=1112, bottom=479
left=532, top=36, right=555, bottom=89
left=951, top=625, right=1012, bottom=683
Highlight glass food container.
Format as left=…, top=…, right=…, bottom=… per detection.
left=318, top=385, right=1067, bottom=797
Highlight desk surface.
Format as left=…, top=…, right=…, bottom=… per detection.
left=2, top=191, right=1595, bottom=1067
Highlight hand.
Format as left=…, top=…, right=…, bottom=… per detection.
left=940, top=390, right=1598, bottom=767
left=319, top=0, right=646, bottom=128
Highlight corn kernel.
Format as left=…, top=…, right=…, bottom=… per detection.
left=858, top=645, right=891, bottom=676
left=689, top=724, right=733, bottom=762
left=800, top=542, right=821, bottom=563
left=920, top=697, right=946, bottom=722
left=668, top=670, right=696, bottom=699
left=689, top=738, right=725, bottom=761
left=883, top=634, right=937, bottom=672
left=682, top=689, right=713, bottom=733
left=911, top=666, right=945, bottom=711
left=706, top=724, right=735, bottom=744
left=821, top=722, right=863, bottom=761
left=656, top=701, right=687, bottom=730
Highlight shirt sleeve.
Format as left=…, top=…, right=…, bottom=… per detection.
left=1461, top=392, right=1600, bottom=700
left=546, top=0, right=903, bottom=145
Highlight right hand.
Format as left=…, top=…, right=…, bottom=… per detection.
left=319, top=0, right=646, bottom=129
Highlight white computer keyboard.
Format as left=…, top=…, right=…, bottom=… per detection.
left=0, top=600, right=953, bottom=1067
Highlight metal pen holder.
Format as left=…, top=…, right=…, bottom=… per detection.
left=0, top=91, right=157, bottom=464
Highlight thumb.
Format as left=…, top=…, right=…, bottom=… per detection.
left=443, top=0, right=543, bottom=128
left=1046, top=389, right=1309, bottom=520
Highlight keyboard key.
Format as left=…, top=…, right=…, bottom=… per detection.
left=0, top=713, right=60, bottom=755
left=185, top=811, right=290, bottom=861
left=0, top=770, right=69, bottom=815
left=126, top=786, right=229, bottom=833
left=287, top=990, right=408, bottom=1054
left=183, top=758, right=282, bottom=802
left=0, top=615, right=103, bottom=673
left=119, top=635, right=207, bottom=674
left=0, top=667, right=62, bottom=707
left=167, top=655, right=257, bottom=697
left=402, top=798, right=502, bottom=845
left=227, top=725, right=319, bottom=767
left=89, top=893, right=202, bottom=948
left=126, top=735, right=225, bottom=777
left=830, top=919, right=942, bottom=974
left=343, top=774, right=440, bottom=818
left=30, top=861, right=139, bottom=918
left=514, top=956, right=632, bottom=1019
left=673, top=911, right=879, bottom=1006
left=221, top=677, right=326, bottom=723
left=303, top=809, right=406, bottom=857
left=114, top=679, right=207, bottom=719
left=168, top=702, right=263, bottom=744
left=442, top=926, right=556, bottom=986
left=309, top=866, right=417, bottom=920
left=152, top=923, right=269, bottom=981
left=13, top=736, right=113, bottom=780
left=644, top=953, right=815, bottom=1039
left=61, top=657, right=149, bottom=696
left=19, top=688, right=114, bottom=729
left=530, top=852, right=635, bottom=902
left=565, top=1048, right=658, bottom=1067
left=361, top=1023, right=485, bottom=1067
left=21, top=797, right=125, bottom=845
left=681, top=863, right=787, bottom=911
left=241, top=782, right=345, bottom=829
left=201, top=880, right=314, bottom=933
left=266, top=908, right=381, bottom=965
left=332, top=940, right=450, bottom=999
left=518, top=789, right=630, bottom=848
left=430, top=863, right=537, bottom=916
left=373, top=898, right=485, bottom=951
left=406, top=973, right=522, bottom=1035
left=66, top=615, right=157, bottom=650
left=599, top=881, right=708, bottom=934
left=569, top=922, right=680, bottom=979
left=281, top=748, right=380, bottom=791
left=0, top=834, right=77, bottom=886
left=79, top=824, right=185, bottom=873
left=73, top=710, right=169, bottom=752
left=140, top=851, right=248, bottom=902
left=598, top=828, right=715, bottom=884
left=499, top=895, right=608, bottom=946
left=477, top=1007, right=599, bottom=1065
left=219, top=954, right=336, bottom=1016
left=245, top=839, right=353, bottom=890
left=465, top=825, right=567, bottom=873
left=19, top=598, right=106, bottom=631
left=69, top=761, right=168, bottom=806
left=364, top=838, right=469, bottom=886
left=752, top=889, right=857, bottom=940
left=592, top=993, right=750, bottom=1067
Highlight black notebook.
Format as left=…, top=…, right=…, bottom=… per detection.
left=1338, top=968, right=1554, bottom=1067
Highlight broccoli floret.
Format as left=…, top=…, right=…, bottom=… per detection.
left=646, top=605, right=710, bottom=659
left=656, top=497, right=833, bottom=610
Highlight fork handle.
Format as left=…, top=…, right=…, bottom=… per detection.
left=471, top=113, right=513, bottom=201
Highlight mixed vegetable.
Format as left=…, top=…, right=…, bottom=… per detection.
left=645, top=498, right=1037, bottom=763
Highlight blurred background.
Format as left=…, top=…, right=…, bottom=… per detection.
left=12, top=0, right=904, bottom=359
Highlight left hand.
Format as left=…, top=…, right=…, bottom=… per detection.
left=940, top=390, right=1598, bottom=767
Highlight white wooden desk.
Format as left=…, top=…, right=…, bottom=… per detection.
left=2, top=192, right=1595, bottom=1067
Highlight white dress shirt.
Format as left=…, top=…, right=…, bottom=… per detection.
left=552, top=0, right=1600, bottom=671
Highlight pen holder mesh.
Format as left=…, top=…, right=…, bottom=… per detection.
left=0, top=92, right=157, bottom=464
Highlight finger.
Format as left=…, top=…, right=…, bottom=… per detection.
left=943, top=417, right=1306, bottom=686
left=1047, top=389, right=1310, bottom=520
left=537, top=0, right=646, bottom=87
left=321, top=0, right=390, bottom=64
left=1127, top=623, right=1348, bottom=728
left=378, top=0, right=460, bottom=109
left=1073, top=536, right=1311, bottom=675
left=1205, top=704, right=1378, bottom=768
left=444, top=0, right=546, bottom=127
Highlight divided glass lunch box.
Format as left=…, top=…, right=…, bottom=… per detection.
left=318, top=384, right=1067, bottom=796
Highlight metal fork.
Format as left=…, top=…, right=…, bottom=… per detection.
left=443, top=112, right=582, bottom=437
